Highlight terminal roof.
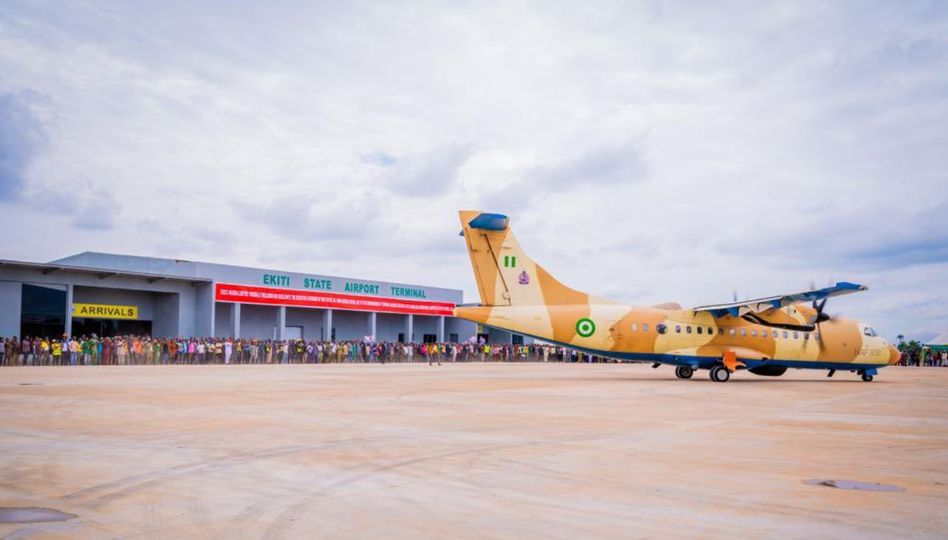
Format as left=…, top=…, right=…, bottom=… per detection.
left=0, top=259, right=211, bottom=286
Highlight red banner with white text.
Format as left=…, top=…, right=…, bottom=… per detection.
left=214, top=283, right=455, bottom=316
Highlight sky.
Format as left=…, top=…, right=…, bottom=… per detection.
left=1, top=1, right=946, bottom=342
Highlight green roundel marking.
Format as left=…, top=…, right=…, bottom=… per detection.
left=576, top=318, right=596, bottom=338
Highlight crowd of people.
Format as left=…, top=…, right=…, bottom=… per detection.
left=1, top=334, right=609, bottom=367
left=5, top=334, right=946, bottom=368
left=897, top=348, right=948, bottom=367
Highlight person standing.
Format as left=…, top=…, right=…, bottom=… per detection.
left=20, top=337, right=32, bottom=366
left=38, top=338, right=49, bottom=366
left=67, top=338, right=77, bottom=366
left=79, top=337, right=89, bottom=366
left=104, top=337, right=114, bottom=365
left=50, top=339, right=61, bottom=366
left=115, top=338, right=126, bottom=365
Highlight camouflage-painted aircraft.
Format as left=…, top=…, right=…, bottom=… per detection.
left=455, top=211, right=900, bottom=382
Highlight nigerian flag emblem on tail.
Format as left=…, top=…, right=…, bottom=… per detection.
left=503, top=255, right=517, bottom=268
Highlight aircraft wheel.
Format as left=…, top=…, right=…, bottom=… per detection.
left=861, top=373, right=874, bottom=382
left=710, top=365, right=730, bottom=382
left=675, top=366, right=694, bottom=379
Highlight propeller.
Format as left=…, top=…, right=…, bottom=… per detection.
left=811, top=297, right=831, bottom=350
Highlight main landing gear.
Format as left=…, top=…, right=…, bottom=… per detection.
left=673, top=365, right=729, bottom=382
left=709, top=365, right=731, bottom=383
left=675, top=366, right=694, bottom=379
left=857, top=369, right=877, bottom=382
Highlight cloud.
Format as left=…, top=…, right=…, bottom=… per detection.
left=713, top=198, right=948, bottom=270
left=359, top=151, right=396, bottom=167
left=380, top=143, right=473, bottom=196
left=479, top=139, right=649, bottom=211
left=39, top=180, right=123, bottom=231
left=234, top=191, right=381, bottom=242
left=526, top=140, right=650, bottom=189
left=70, top=187, right=120, bottom=231
left=0, top=90, right=47, bottom=200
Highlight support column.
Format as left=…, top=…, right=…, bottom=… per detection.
left=437, top=316, right=445, bottom=343
left=368, top=311, right=377, bottom=340
left=64, top=284, right=74, bottom=338
left=405, top=314, right=414, bottom=343
left=232, top=303, right=241, bottom=339
left=323, top=309, right=333, bottom=341
left=276, top=306, right=286, bottom=340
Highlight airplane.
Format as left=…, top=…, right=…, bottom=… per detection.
left=454, top=210, right=900, bottom=382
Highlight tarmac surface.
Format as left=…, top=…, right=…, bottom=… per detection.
left=1, top=363, right=947, bottom=539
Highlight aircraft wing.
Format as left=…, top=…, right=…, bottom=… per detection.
left=692, top=282, right=867, bottom=318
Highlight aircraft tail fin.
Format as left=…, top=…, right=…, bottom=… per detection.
left=458, top=210, right=590, bottom=307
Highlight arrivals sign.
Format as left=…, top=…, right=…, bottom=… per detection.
left=73, top=303, right=139, bottom=320
left=215, top=283, right=455, bottom=316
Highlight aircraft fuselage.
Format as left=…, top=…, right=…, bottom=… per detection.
left=455, top=304, right=900, bottom=373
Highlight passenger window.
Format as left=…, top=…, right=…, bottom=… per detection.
left=696, top=326, right=703, bottom=334
left=804, top=332, right=809, bottom=340
left=729, top=328, right=736, bottom=336
left=740, top=329, right=747, bottom=337
left=708, top=327, right=713, bottom=334
left=718, top=328, right=724, bottom=335
left=676, top=325, right=681, bottom=333
left=783, top=331, right=789, bottom=339
left=793, top=331, right=799, bottom=339
left=656, top=323, right=667, bottom=334
left=686, top=326, right=692, bottom=334
left=631, top=323, right=637, bottom=332
left=751, top=329, right=757, bottom=337
left=643, top=323, right=649, bottom=332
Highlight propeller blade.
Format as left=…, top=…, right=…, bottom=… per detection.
left=811, top=298, right=829, bottom=352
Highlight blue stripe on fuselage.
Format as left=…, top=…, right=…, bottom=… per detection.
left=483, top=326, right=887, bottom=372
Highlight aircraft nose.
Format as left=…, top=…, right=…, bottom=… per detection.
left=887, top=344, right=901, bottom=365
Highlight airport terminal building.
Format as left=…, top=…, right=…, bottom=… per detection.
left=0, top=252, right=508, bottom=343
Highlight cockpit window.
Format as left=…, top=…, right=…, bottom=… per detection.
left=864, top=326, right=877, bottom=337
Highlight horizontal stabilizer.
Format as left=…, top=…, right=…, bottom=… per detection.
left=468, top=212, right=509, bottom=231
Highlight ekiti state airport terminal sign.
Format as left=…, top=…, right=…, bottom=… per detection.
left=214, top=283, right=455, bottom=316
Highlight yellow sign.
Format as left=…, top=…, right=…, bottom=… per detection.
left=72, top=303, right=139, bottom=320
